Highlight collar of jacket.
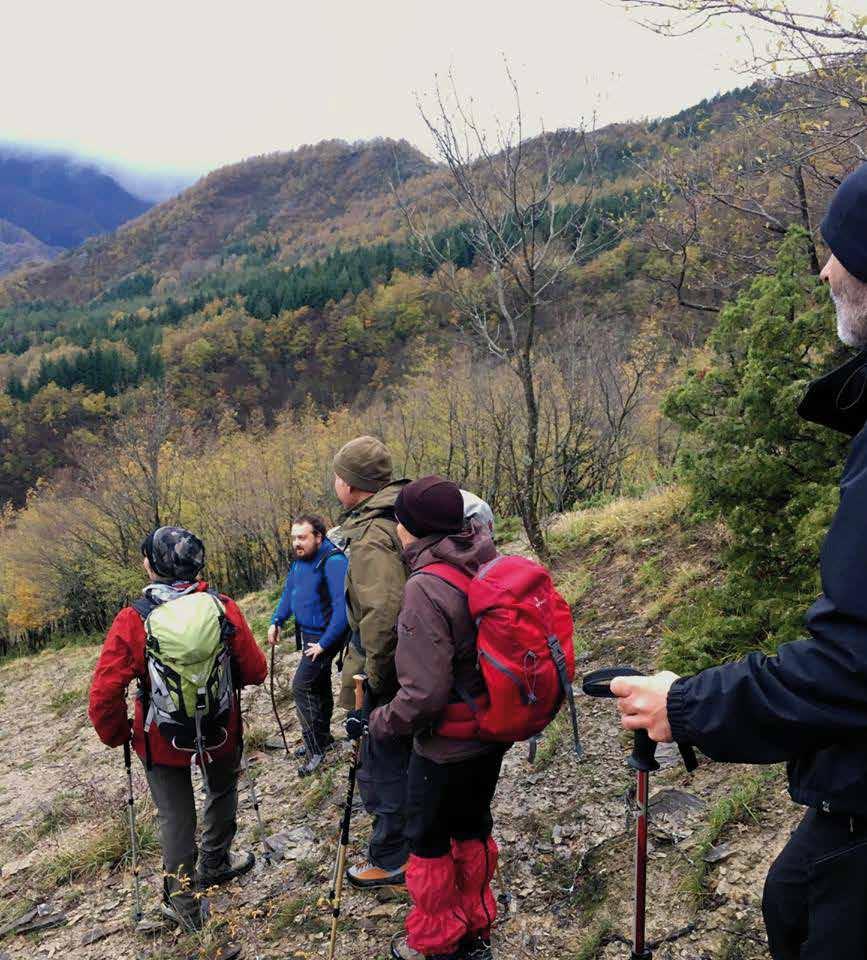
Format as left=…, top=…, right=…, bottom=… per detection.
left=338, top=478, right=411, bottom=536
left=403, top=525, right=496, bottom=575
left=402, top=532, right=450, bottom=570
left=293, top=538, right=336, bottom=569
left=798, top=347, right=867, bottom=436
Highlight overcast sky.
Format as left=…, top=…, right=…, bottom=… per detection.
left=2, top=0, right=856, bottom=191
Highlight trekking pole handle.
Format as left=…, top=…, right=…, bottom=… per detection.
left=582, top=667, right=659, bottom=771
left=353, top=674, right=366, bottom=712
left=581, top=665, right=645, bottom=698
left=123, top=737, right=132, bottom=769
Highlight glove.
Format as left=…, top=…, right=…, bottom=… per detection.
left=345, top=708, right=368, bottom=741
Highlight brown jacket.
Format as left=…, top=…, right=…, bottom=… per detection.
left=337, top=479, right=410, bottom=708
left=368, top=523, right=499, bottom=763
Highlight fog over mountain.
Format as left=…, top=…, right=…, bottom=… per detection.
left=0, top=142, right=199, bottom=274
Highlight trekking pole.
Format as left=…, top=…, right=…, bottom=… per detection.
left=123, top=739, right=143, bottom=924
left=582, top=667, right=697, bottom=960
left=327, top=674, right=366, bottom=960
left=237, top=691, right=271, bottom=866
left=269, top=636, right=290, bottom=756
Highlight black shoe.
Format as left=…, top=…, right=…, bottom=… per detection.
left=460, top=936, right=492, bottom=960
left=294, top=743, right=308, bottom=758
left=298, top=753, right=325, bottom=777
left=196, top=850, right=255, bottom=887
left=160, top=895, right=209, bottom=931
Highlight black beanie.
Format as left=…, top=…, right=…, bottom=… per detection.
left=394, top=476, right=464, bottom=539
left=141, top=526, right=205, bottom=580
left=821, top=164, right=867, bottom=284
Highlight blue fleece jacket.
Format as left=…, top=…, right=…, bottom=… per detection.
left=270, top=539, right=349, bottom=651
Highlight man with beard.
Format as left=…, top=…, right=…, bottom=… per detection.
left=609, top=163, right=867, bottom=959
left=269, top=514, right=349, bottom=776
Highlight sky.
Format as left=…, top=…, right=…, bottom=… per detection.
left=1, top=0, right=855, bottom=197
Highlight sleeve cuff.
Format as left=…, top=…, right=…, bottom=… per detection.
left=667, top=676, right=693, bottom=744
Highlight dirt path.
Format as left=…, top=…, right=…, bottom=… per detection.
left=0, top=514, right=800, bottom=960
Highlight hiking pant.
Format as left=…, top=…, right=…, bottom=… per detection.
left=403, top=747, right=505, bottom=955
left=292, top=632, right=336, bottom=756
left=356, top=728, right=412, bottom=870
left=763, top=807, right=867, bottom=958
left=144, top=751, right=239, bottom=918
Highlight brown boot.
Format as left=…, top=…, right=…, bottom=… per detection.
left=347, top=860, right=408, bottom=889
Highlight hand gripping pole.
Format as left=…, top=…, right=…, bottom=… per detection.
left=582, top=667, right=697, bottom=960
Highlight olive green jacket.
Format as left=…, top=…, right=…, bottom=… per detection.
left=337, top=479, right=410, bottom=708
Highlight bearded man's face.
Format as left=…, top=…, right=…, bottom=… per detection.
left=821, top=254, right=867, bottom=348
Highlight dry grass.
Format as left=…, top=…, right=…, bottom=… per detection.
left=556, top=568, right=595, bottom=607
left=548, top=486, right=690, bottom=555
left=643, top=561, right=709, bottom=622
left=39, top=809, right=159, bottom=885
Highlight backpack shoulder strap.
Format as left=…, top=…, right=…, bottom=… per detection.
left=316, top=546, right=344, bottom=568
left=413, top=562, right=473, bottom=594
left=132, top=596, right=159, bottom=621
left=206, top=589, right=235, bottom=641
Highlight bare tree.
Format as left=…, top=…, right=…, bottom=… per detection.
left=618, top=1, right=866, bottom=308
left=395, top=68, right=605, bottom=555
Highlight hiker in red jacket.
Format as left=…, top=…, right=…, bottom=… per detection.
left=362, top=477, right=505, bottom=960
left=88, top=526, right=267, bottom=930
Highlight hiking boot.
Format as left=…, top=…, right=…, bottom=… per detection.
left=197, top=850, right=255, bottom=888
left=294, top=743, right=308, bottom=758
left=346, top=860, right=407, bottom=889
left=160, top=894, right=209, bottom=932
left=298, top=752, right=326, bottom=777
left=460, top=936, right=493, bottom=959
left=390, top=934, right=461, bottom=960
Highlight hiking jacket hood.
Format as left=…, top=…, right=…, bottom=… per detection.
left=669, top=350, right=867, bottom=815
left=338, top=479, right=410, bottom=706
left=368, top=523, right=500, bottom=763
left=270, top=537, right=349, bottom=650
left=88, top=581, right=267, bottom=767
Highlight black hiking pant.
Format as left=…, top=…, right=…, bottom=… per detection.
left=763, top=807, right=867, bottom=958
left=405, top=747, right=505, bottom=857
left=357, top=728, right=412, bottom=870
left=292, top=632, right=336, bottom=756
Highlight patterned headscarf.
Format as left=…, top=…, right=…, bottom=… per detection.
left=141, top=526, right=205, bottom=581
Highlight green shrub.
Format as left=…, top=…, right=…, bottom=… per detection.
left=661, top=228, right=850, bottom=672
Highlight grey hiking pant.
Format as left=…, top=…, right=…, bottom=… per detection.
left=144, top=750, right=239, bottom=916
left=356, top=729, right=412, bottom=870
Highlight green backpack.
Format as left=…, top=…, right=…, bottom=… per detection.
left=134, top=587, right=235, bottom=768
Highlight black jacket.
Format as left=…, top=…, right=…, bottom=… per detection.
left=668, top=349, right=867, bottom=816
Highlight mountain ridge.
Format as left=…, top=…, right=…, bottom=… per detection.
left=0, top=147, right=152, bottom=265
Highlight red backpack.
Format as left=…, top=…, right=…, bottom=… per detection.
left=419, top=555, right=582, bottom=755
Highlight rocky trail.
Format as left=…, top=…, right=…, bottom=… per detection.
left=0, top=493, right=800, bottom=960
